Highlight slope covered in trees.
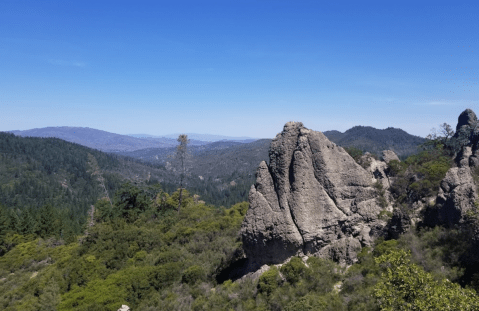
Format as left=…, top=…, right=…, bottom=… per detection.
left=0, top=132, right=126, bottom=245
left=323, top=126, right=426, bottom=158
left=1, top=183, right=479, bottom=310
left=2, top=123, right=479, bottom=310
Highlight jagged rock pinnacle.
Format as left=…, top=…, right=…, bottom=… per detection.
left=241, top=122, right=388, bottom=268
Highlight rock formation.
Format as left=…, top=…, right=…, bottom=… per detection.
left=433, top=109, right=479, bottom=226
left=382, top=150, right=400, bottom=164
left=241, top=122, right=390, bottom=267
left=359, top=150, right=398, bottom=193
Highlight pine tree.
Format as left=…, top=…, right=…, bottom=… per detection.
left=0, top=205, right=11, bottom=254
left=37, top=204, right=56, bottom=238
left=175, top=134, right=190, bottom=212
left=9, top=209, right=21, bottom=233
left=20, top=208, right=38, bottom=235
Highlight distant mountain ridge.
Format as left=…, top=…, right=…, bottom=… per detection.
left=6, top=125, right=425, bottom=159
left=7, top=127, right=259, bottom=152
left=7, top=127, right=226, bottom=152
left=129, top=133, right=258, bottom=143
left=323, top=126, right=426, bottom=157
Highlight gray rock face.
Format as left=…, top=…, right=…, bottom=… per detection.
left=432, top=109, right=479, bottom=227
left=435, top=145, right=478, bottom=226
left=360, top=152, right=392, bottom=192
left=382, top=150, right=400, bottom=164
left=456, top=109, right=478, bottom=133
left=241, top=122, right=387, bottom=267
left=453, top=109, right=479, bottom=168
left=436, top=167, right=476, bottom=226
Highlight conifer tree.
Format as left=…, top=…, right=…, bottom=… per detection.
left=175, top=134, right=190, bottom=212
left=37, top=204, right=57, bottom=238
left=20, top=208, right=38, bottom=235
left=9, top=209, right=21, bottom=233
left=0, top=204, right=10, bottom=245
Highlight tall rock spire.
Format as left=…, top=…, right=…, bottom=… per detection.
left=241, top=122, right=389, bottom=268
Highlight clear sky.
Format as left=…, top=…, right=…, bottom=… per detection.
left=1, top=1, right=478, bottom=138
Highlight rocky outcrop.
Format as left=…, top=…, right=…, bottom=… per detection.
left=241, top=122, right=389, bottom=268
left=382, top=150, right=400, bottom=164
left=359, top=151, right=398, bottom=193
left=431, top=109, right=479, bottom=227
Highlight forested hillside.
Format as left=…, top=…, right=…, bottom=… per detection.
left=0, top=133, right=193, bottom=247
left=323, top=126, right=425, bottom=158
left=117, top=139, right=272, bottom=207
left=0, top=131, right=260, bottom=254
left=0, top=132, right=126, bottom=244
left=2, top=124, right=479, bottom=311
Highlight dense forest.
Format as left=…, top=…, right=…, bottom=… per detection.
left=2, top=129, right=479, bottom=310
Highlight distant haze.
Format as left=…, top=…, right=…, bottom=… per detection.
left=129, top=133, right=259, bottom=142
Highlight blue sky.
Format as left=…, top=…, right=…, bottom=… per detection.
left=1, top=1, right=478, bottom=138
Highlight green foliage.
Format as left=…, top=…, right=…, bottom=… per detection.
left=344, top=146, right=364, bottom=162
left=285, top=293, right=345, bottom=311
left=113, top=182, right=151, bottom=222
left=258, top=267, right=281, bottom=295
left=19, top=209, right=38, bottom=235
left=397, top=227, right=469, bottom=283
left=2, top=130, right=479, bottom=310
left=0, top=132, right=127, bottom=243
left=325, top=126, right=425, bottom=158
left=38, top=277, right=61, bottom=311
left=182, top=265, right=206, bottom=285
left=387, top=159, right=407, bottom=176
left=280, top=257, right=308, bottom=285
left=389, top=148, right=452, bottom=205
left=374, top=249, right=479, bottom=311
left=37, top=204, right=58, bottom=238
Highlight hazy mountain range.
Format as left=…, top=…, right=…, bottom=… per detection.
left=128, top=133, right=257, bottom=143
left=7, top=127, right=250, bottom=152
left=6, top=125, right=426, bottom=160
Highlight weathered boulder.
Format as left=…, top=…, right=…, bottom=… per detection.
left=382, top=150, right=400, bottom=164
left=241, top=122, right=387, bottom=268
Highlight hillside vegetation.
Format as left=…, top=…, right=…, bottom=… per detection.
left=1, top=184, right=479, bottom=310
left=2, top=126, right=479, bottom=310
left=324, top=126, right=425, bottom=158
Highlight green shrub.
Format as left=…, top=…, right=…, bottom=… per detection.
left=280, top=257, right=308, bottom=285
left=375, top=249, right=479, bottom=311
left=285, top=293, right=345, bottom=311
left=149, top=262, right=181, bottom=290
left=258, top=267, right=282, bottom=295
left=181, top=265, right=205, bottom=285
